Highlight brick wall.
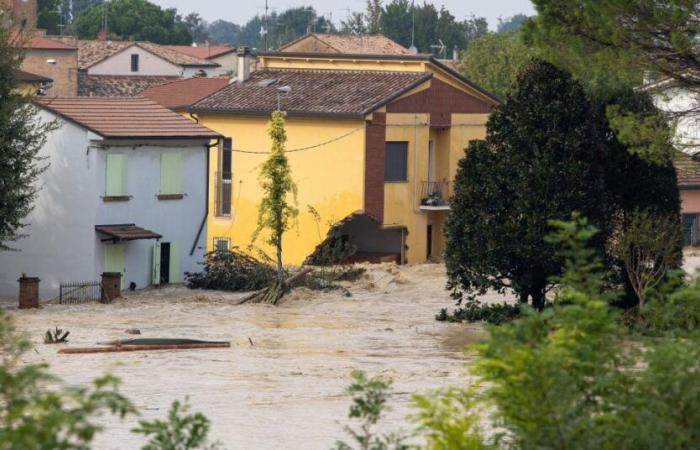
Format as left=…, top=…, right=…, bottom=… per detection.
left=2, top=0, right=36, bottom=29
left=364, top=112, right=386, bottom=222
left=21, top=48, right=78, bottom=97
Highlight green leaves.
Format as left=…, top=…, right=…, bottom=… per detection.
left=133, top=399, right=219, bottom=450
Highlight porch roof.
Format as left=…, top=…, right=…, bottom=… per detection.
left=95, top=224, right=162, bottom=242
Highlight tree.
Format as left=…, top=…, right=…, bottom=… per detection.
left=184, top=12, right=208, bottom=43
left=341, top=12, right=367, bottom=35
left=133, top=398, right=219, bottom=450
left=524, top=0, right=700, bottom=102
left=496, top=14, right=528, bottom=33
left=445, top=60, right=611, bottom=310
left=379, top=0, right=413, bottom=49
left=37, top=0, right=62, bottom=34
left=250, top=111, right=298, bottom=304
left=612, top=210, right=683, bottom=309
left=460, top=14, right=488, bottom=48
left=457, top=32, right=534, bottom=98
left=71, top=0, right=192, bottom=44
left=365, top=0, right=382, bottom=34
left=0, top=27, right=55, bottom=251
left=207, top=20, right=240, bottom=45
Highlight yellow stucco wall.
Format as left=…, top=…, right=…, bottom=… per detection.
left=196, top=114, right=366, bottom=264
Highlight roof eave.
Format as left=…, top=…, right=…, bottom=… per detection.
left=189, top=108, right=365, bottom=120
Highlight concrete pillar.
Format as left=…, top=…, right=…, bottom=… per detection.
left=18, top=277, right=40, bottom=309
left=101, top=272, right=121, bottom=303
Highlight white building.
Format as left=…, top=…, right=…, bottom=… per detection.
left=0, top=97, right=220, bottom=299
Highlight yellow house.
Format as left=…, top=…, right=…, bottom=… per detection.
left=186, top=48, right=499, bottom=265
left=12, top=69, right=52, bottom=96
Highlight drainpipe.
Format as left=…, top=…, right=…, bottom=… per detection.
left=190, top=140, right=218, bottom=256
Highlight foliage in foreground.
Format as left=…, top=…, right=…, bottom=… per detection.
left=435, top=303, right=521, bottom=325
left=343, top=215, right=700, bottom=449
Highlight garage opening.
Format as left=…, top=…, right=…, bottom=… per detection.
left=305, top=211, right=405, bottom=265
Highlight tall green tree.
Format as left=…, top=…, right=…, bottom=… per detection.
left=251, top=111, right=298, bottom=304
left=0, top=26, right=55, bottom=251
left=37, top=0, right=63, bottom=34
left=445, top=60, right=612, bottom=309
left=184, top=12, right=208, bottom=43
left=71, top=0, right=192, bottom=44
left=496, top=14, right=528, bottom=33
left=207, top=19, right=240, bottom=45
left=457, top=32, right=534, bottom=98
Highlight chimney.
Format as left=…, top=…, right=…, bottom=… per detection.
left=237, top=46, right=251, bottom=83
left=452, top=46, right=459, bottom=61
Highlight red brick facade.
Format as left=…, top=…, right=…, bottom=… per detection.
left=386, top=78, right=492, bottom=126
left=364, top=112, right=386, bottom=222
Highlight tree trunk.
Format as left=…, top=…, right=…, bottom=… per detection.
left=531, top=287, right=546, bottom=311
left=519, top=291, right=529, bottom=304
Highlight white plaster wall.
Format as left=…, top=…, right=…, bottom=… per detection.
left=653, top=86, right=700, bottom=154
left=88, top=46, right=183, bottom=76
left=210, top=52, right=237, bottom=75
left=94, top=141, right=208, bottom=290
left=181, top=66, right=220, bottom=78
left=0, top=110, right=101, bottom=299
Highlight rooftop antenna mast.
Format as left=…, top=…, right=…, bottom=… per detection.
left=262, top=0, right=269, bottom=51
left=409, top=0, right=417, bottom=53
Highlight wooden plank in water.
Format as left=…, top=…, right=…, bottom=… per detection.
left=58, top=342, right=231, bottom=354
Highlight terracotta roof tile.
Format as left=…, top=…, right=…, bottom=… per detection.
left=191, top=68, right=431, bottom=117
left=163, top=45, right=236, bottom=60
left=77, top=73, right=179, bottom=97
left=36, top=97, right=220, bottom=139
left=675, top=152, right=700, bottom=187
left=24, top=35, right=76, bottom=50
left=76, top=40, right=219, bottom=69
left=280, top=33, right=410, bottom=55
left=141, top=77, right=230, bottom=110
left=13, top=69, right=52, bottom=83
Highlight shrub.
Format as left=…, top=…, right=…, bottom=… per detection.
left=436, top=303, right=521, bottom=325
left=185, top=248, right=276, bottom=292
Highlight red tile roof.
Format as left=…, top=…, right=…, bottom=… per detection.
left=141, top=76, right=230, bottom=110
left=13, top=69, right=52, bottom=83
left=279, top=33, right=411, bottom=55
left=76, top=40, right=219, bottom=69
left=164, top=45, right=236, bottom=60
left=37, top=97, right=220, bottom=139
left=25, top=35, right=76, bottom=50
left=675, top=152, right=700, bottom=188
left=191, top=68, right=431, bottom=117
left=77, top=73, right=179, bottom=97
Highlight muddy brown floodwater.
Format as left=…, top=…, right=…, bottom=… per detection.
left=6, top=263, right=504, bottom=450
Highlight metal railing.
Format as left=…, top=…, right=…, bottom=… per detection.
left=59, top=281, right=102, bottom=304
left=419, top=180, right=450, bottom=207
left=215, top=171, right=232, bottom=216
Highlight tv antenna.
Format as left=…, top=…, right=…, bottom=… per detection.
left=430, top=39, right=446, bottom=58
left=409, top=0, right=417, bottom=53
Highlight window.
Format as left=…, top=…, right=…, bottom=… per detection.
left=216, top=138, right=233, bottom=216
left=159, top=153, right=182, bottom=197
left=213, top=237, right=231, bottom=252
left=130, top=54, right=139, bottom=72
left=683, top=213, right=698, bottom=246
left=105, top=153, right=127, bottom=197
left=384, top=142, right=408, bottom=182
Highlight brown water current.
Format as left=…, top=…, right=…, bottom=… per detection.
left=6, top=263, right=507, bottom=450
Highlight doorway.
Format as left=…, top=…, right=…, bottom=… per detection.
left=426, top=224, right=433, bottom=259
left=159, top=242, right=170, bottom=284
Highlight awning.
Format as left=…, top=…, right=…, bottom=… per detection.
left=95, top=224, right=162, bottom=242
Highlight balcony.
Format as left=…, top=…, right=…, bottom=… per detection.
left=419, top=181, right=450, bottom=211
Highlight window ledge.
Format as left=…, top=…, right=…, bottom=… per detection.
left=102, top=195, right=130, bottom=202
left=157, top=194, right=184, bottom=201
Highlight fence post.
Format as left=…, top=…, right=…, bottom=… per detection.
left=18, top=277, right=40, bottom=309
left=101, top=272, right=122, bottom=303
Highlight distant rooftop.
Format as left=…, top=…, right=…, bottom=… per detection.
left=37, top=97, right=220, bottom=140
left=164, top=45, right=236, bottom=60
left=76, top=40, right=220, bottom=70
left=77, top=74, right=179, bottom=97
left=278, top=33, right=411, bottom=55
left=141, top=76, right=230, bottom=110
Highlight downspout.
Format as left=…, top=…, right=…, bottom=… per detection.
left=190, top=140, right=218, bottom=256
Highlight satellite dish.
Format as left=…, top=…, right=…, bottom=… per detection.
left=408, top=45, right=418, bottom=54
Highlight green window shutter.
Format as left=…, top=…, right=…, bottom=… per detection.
left=106, top=154, right=127, bottom=196
left=103, top=244, right=126, bottom=289
left=168, top=241, right=180, bottom=283
left=160, top=153, right=182, bottom=195
left=152, top=242, right=161, bottom=286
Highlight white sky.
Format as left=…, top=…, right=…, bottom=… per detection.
left=151, top=0, right=536, bottom=30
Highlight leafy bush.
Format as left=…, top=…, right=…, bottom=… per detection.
left=294, top=266, right=366, bottom=296
left=436, top=303, right=521, bottom=325
left=333, top=371, right=409, bottom=450
left=185, top=248, right=276, bottom=292
left=133, top=398, right=220, bottom=450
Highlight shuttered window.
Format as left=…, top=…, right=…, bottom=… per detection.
left=160, top=153, right=182, bottom=195
left=384, top=142, right=408, bottom=182
left=131, top=54, right=139, bottom=72
left=105, top=153, right=127, bottom=196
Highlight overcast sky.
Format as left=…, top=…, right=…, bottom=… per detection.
left=151, top=0, right=536, bottom=30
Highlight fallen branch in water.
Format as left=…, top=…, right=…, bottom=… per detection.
left=237, top=267, right=313, bottom=305
left=58, top=342, right=230, bottom=354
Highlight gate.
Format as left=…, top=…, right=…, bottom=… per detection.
left=59, top=281, right=102, bottom=304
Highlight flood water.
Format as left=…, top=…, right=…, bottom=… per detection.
left=7, top=264, right=494, bottom=450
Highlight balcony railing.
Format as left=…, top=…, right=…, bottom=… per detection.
left=419, top=180, right=450, bottom=209
left=215, top=171, right=232, bottom=216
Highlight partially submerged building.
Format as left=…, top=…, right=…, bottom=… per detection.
left=187, top=49, right=499, bottom=264
left=0, top=98, right=220, bottom=298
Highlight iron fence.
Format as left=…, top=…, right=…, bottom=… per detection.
left=420, top=180, right=450, bottom=206
left=59, top=281, right=102, bottom=304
